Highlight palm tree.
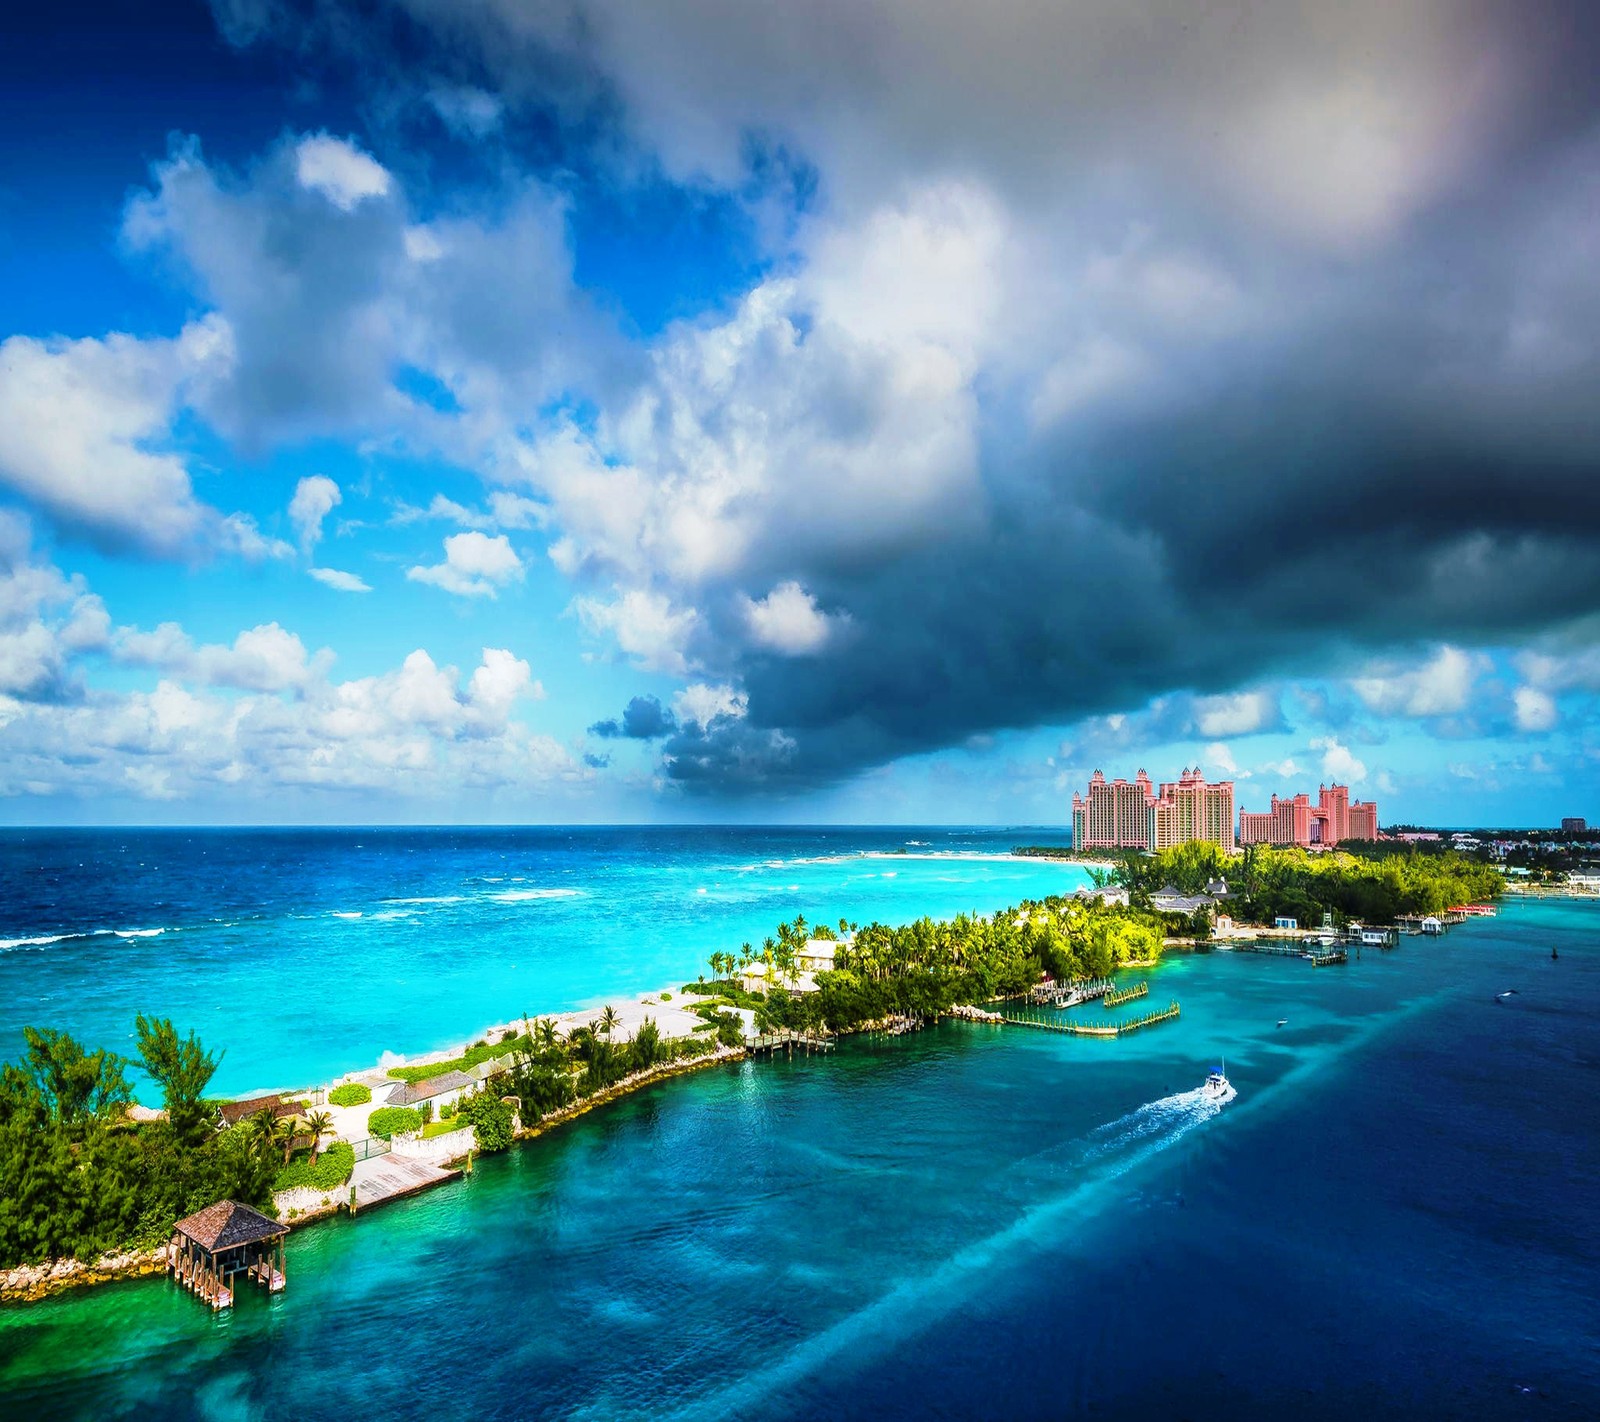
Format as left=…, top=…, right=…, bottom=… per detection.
left=536, top=1018, right=559, bottom=1053
left=272, top=1113, right=299, bottom=1165
left=600, top=1004, right=620, bottom=1038
left=302, top=1109, right=333, bottom=1163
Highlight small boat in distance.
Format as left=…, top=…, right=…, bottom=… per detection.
left=1276, top=1018, right=1287, bottom=1028
left=1202, top=1063, right=1237, bottom=1106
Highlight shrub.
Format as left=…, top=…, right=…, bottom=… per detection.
left=440, top=1100, right=456, bottom=1120
left=272, top=1141, right=355, bottom=1193
left=458, top=1091, right=516, bottom=1152
left=367, top=1106, right=423, bottom=1140
left=328, top=1083, right=371, bottom=1108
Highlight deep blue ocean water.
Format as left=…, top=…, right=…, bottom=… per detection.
left=0, top=830, right=1596, bottom=1420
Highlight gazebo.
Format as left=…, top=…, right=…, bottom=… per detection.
left=169, top=1200, right=288, bottom=1310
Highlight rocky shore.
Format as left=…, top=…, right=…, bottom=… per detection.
left=1, top=1247, right=166, bottom=1304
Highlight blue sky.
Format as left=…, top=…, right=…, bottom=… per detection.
left=1, top=0, right=1598, bottom=827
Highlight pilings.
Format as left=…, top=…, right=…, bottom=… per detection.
left=744, top=1028, right=836, bottom=1056
left=1102, top=981, right=1150, bottom=1008
left=997, top=1000, right=1181, bottom=1037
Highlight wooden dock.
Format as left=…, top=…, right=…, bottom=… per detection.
left=999, top=1000, right=1180, bottom=1038
left=1308, top=948, right=1348, bottom=966
left=1103, top=981, right=1149, bottom=1008
left=348, top=1153, right=460, bottom=1215
left=744, top=1028, right=835, bottom=1056
left=1030, top=976, right=1114, bottom=1007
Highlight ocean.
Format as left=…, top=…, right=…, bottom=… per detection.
left=0, top=829, right=1595, bottom=1420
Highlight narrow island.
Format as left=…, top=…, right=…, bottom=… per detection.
left=0, top=843, right=1502, bottom=1303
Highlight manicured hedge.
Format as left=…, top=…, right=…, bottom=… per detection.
left=272, top=1141, right=355, bottom=1193
left=385, top=1034, right=528, bottom=1083
left=328, top=1083, right=371, bottom=1107
left=367, top=1106, right=423, bottom=1140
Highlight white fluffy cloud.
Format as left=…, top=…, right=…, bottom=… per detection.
left=407, top=532, right=524, bottom=598
left=309, top=567, right=372, bottom=593
left=574, top=588, right=700, bottom=675
left=0, top=318, right=239, bottom=555
left=1193, top=689, right=1278, bottom=739
left=1311, top=736, right=1368, bottom=784
left=289, top=475, right=342, bottom=552
left=1512, top=686, right=1558, bottom=732
left=294, top=134, right=392, bottom=211
left=742, top=581, right=845, bottom=656
left=0, top=524, right=571, bottom=803
left=114, top=621, right=333, bottom=694
left=671, top=682, right=748, bottom=730
left=1351, top=645, right=1483, bottom=718
left=0, top=514, right=110, bottom=699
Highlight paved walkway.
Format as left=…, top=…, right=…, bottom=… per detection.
left=350, top=1153, right=458, bottom=1212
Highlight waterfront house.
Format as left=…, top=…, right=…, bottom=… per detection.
left=1273, top=916, right=1299, bottom=930
left=1074, top=886, right=1131, bottom=908
left=1150, top=884, right=1218, bottom=914
left=386, top=1069, right=475, bottom=1110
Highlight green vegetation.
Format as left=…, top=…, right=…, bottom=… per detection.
left=753, top=901, right=1163, bottom=1036
left=421, top=1116, right=468, bottom=1140
left=0, top=1018, right=282, bottom=1268
left=457, top=1091, right=516, bottom=1152
left=384, top=1034, right=528, bottom=1083
left=490, top=1007, right=727, bottom=1135
left=1107, top=842, right=1504, bottom=925
left=366, top=1106, right=423, bottom=1140
left=327, top=1083, right=371, bottom=1108
left=272, top=1141, right=355, bottom=1193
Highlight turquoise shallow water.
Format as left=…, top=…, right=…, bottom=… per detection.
left=0, top=826, right=1090, bottom=1091
left=1, top=838, right=1596, bottom=1420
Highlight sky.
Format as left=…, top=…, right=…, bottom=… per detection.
left=1, top=0, right=1599, bottom=827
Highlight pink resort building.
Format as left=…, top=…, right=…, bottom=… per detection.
left=1238, top=784, right=1379, bottom=848
left=1072, top=768, right=1236, bottom=853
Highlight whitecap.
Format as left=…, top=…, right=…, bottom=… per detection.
left=331, top=911, right=364, bottom=920
left=486, top=888, right=583, bottom=903
left=113, top=928, right=166, bottom=939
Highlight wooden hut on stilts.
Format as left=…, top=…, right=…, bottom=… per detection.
left=168, top=1200, right=288, bottom=1310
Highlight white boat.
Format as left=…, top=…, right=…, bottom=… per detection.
left=1202, top=1063, right=1237, bottom=1105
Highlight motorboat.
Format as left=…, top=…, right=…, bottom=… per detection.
left=1202, top=1063, right=1237, bottom=1105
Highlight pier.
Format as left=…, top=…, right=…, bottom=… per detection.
left=167, top=1200, right=288, bottom=1311
left=998, top=1000, right=1181, bottom=1038
left=744, top=1028, right=835, bottom=1056
left=348, top=1153, right=461, bottom=1215
left=1029, top=976, right=1114, bottom=1007
left=1102, top=981, right=1149, bottom=1008
left=1308, top=947, right=1347, bottom=966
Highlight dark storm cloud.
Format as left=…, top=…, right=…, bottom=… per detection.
left=589, top=694, right=675, bottom=740
left=210, top=1, right=1600, bottom=795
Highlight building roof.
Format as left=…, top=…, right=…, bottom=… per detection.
left=174, top=1199, right=287, bottom=1251
left=387, top=1069, right=475, bottom=1106
left=218, top=1094, right=300, bottom=1127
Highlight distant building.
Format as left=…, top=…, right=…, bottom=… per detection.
left=1562, top=817, right=1587, bottom=834
left=1072, top=767, right=1235, bottom=853
left=1072, top=769, right=1159, bottom=850
left=1238, top=783, right=1378, bottom=848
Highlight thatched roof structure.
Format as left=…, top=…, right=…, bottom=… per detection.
left=173, top=1199, right=287, bottom=1253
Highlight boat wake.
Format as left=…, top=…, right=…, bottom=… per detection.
left=664, top=1084, right=1227, bottom=1422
